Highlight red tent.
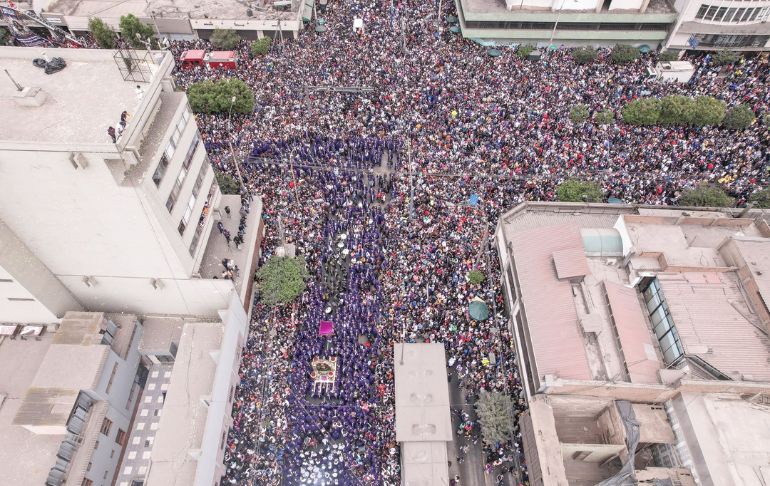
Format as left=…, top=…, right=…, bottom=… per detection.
left=180, top=50, right=205, bottom=69
left=205, top=51, right=238, bottom=70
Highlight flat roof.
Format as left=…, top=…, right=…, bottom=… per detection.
left=0, top=46, right=158, bottom=145
left=0, top=333, right=70, bottom=484
left=47, top=0, right=299, bottom=20
left=146, top=321, right=223, bottom=485
left=394, top=343, right=452, bottom=443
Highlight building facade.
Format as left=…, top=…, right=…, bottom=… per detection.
left=0, top=46, right=264, bottom=323
left=495, top=202, right=770, bottom=485
left=455, top=0, right=678, bottom=46
left=666, top=0, right=770, bottom=51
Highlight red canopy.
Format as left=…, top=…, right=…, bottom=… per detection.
left=180, top=50, right=205, bottom=62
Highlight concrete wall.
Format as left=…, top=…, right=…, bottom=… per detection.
left=195, top=292, right=248, bottom=486
left=0, top=219, right=83, bottom=323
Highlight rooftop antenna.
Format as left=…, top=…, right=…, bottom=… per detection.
left=4, top=69, right=23, bottom=92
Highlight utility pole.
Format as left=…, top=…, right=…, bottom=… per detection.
left=227, top=96, right=244, bottom=185
left=407, top=140, right=415, bottom=219
left=400, top=16, right=407, bottom=55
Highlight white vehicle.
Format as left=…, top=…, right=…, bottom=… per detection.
left=648, top=61, right=696, bottom=83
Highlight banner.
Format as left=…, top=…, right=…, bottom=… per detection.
left=0, top=7, right=46, bottom=46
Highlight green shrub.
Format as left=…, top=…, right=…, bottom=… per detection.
left=476, top=391, right=514, bottom=447
left=749, top=187, right=770, bottom=208
left=610, top=44, right=639, bottom=64
left=723, top=104, right=756, bottom=130
left=210, top=28, right=241, bottom=50
left=467, top=270, right=485, bottom=285
left=595, top=109, right=615, bottom=125
left=712, top=50, right=739, bottom=66
left=256, top=256, right=310, bottom=306
left=215, top=169, right=240, bottom=194
left=119, top=14, right=155, bottom=49
left=569, top=104, right=590, bottom=123
left=572, top=47, right=597, bottom=65
left=684, top=96, right=726, bottom=126
left=89, top=18, right=116, bottom=49
left=658, top=51, right=679, bottom=62
left=679, top=183, right=734, bottom=208
left=659, top=95, right=693, bottom=126
left=622, top=98, right=661, bottom=126
left=516, top=44, right=535, bottom=59
left=187, top=79, right=255, bottom=114
left=251, top=37, right=272, bottom=57
left=557, top=179, right=603, bottom=202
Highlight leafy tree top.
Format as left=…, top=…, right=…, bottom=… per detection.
left=256, top=256, right=309, bottom=306
left=119, top=14, right=155, bottom=49
left=678, top=183, right=734, bottom=208
left=475, top=391, right=514, bottom=446
left=210, top=28, right=241, bottom=50
left=557, top=179, right=603, bottom=202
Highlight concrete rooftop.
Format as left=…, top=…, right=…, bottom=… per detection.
left=47, top=0, right=299, bottom=20
left=0, top=47, right=158, bottom=146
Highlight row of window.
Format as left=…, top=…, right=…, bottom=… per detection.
left=152, top=110, right=190, bottom=187
left=463, top=20, right=669, bottom=31
left=695, top=4, right=768, bottom=23
left=697, top=33, right=770, bottom=47
left=178, top=157, right=208, bottom=235
left=165, top=133, right=200, bottom=213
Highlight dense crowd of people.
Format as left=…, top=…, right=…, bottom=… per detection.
left=163, top=0, right=769, bottom=484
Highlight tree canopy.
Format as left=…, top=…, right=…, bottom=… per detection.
left=256, top=256, right=310, bottom=306
left=119, top=14, right=155, bottom=49
left=723, top=104, right=755, bottom=130
left=210, top=28, right=241, bottom=50
left=557, top=179, right=603, bottom=202
left=622, top=98, right=661, bottom=126
left=215, top=169, right=240, bottom=194
left=594, top=109, right=615, bottom=125
left=187, top=79, right=255, bottom=114
left=572, top=47, right=597, bottom=65
left=569, top=104, right=590, bottom=123
left=610, top=44, right=639, bottom=64
left=749, top=187, right=770, bottom=209
left=475, top=391, right=514, bottom=446
left=516, top=44, right=535, bottom=60
left=89, top=17, right=116, bottom=49
left=467, top=270, right=485, bottom=285
left=678, top=183, right=734, bottom=208
left=658, top=51, right=679, bottom=62
left=685, top=96, right=726, bottom=126
left=712, top=50, right=739, bottom=66
left=251, top=37, right=273, bottom=57
left=622, top=95, right=726, bottom=127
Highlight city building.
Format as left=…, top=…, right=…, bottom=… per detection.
left=665, top=0, right=770, bottom=51
left=495, top=202, right=770, bottom=485
left=0, top=312, right=143, bottom=486
left=454, top=0, right=677, bottom=46
left=0, top=46, right=263, bottom=324
left=1, top=0, right=308, bottom=42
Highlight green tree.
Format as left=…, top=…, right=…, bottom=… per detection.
left=557, top=179, right=603, bottom=202
left=679, top=183, right=734, bottom=208
left=572, top=47, right=597, bottom=65
left=0, top=27, right=11, bottom=46
left=723, top=104, right=755, bottom=130
left=88, top=17, right=116, bottom=49
left=622, top=98, right=661, bottom=126
left=256, top=256, right=310, bottom=306
left=595, top=109, right=614, bottom=125
left=187, top=79, right=255, bottom=114
left=251, top=37, right=272, bottom=57
left=516, top=44, right=535, bottom=60
left=119, top=14, right=155, bottom=49
left=658, top=50, right=679, bottom=62
left=475, top=391, right=514, bottom=447
left=467, top=270, right=485, bottom=285
left=569, top=104, right=590, bottom=123
left=684, top=95, right=726, bottom=126
left=712, top=50, right=739, bottom=66
left=748, top=187, right=770, bottom=208
left=659, top=95, right=693, bottom=125
left=210, top=28, right=241, bottom=50
left=215, top=169, right=240, bottom=194
left=610, top=44, right=639, bottom=64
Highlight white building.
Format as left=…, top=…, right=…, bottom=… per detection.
left=0, top=46, right=264, bottom=324
left=666, top=0, right=770, bottom=51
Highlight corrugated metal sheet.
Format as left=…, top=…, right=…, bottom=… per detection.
left=552, top=248, right=590, bottom=280
left=604, top=281, right=661, bottom=384
left=510, top=225, right=593, bottom=381
left=658, top=273, right=770, bottom=382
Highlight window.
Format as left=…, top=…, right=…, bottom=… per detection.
left=642, top=279, right=683, bottom=365
left=7, top=297, right=34, bottom=302
left=178, top=194, right=196, bottom=235
left=192, top=160, right=208, bottom=198
left=82, top=479, right=93, bottom=486
left=100, top=418, right=112, bottom=436
left=695, top=4, right=709, bottom=19
left=116, top=428, right=127, bottom=446
left=152, top=154, right=170, bottom=187
left=105, top=363, right=119, bottom=394
left=166, top=133, right=200, bottom=213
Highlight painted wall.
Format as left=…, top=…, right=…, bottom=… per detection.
left=609, top=0, right=645, bottom=10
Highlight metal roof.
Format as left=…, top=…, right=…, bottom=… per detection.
left=510, top=225, right=593, bottom=381
left=552, top=247, right=590, bottom=280
left=604, top=282, right=660, bottom=384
